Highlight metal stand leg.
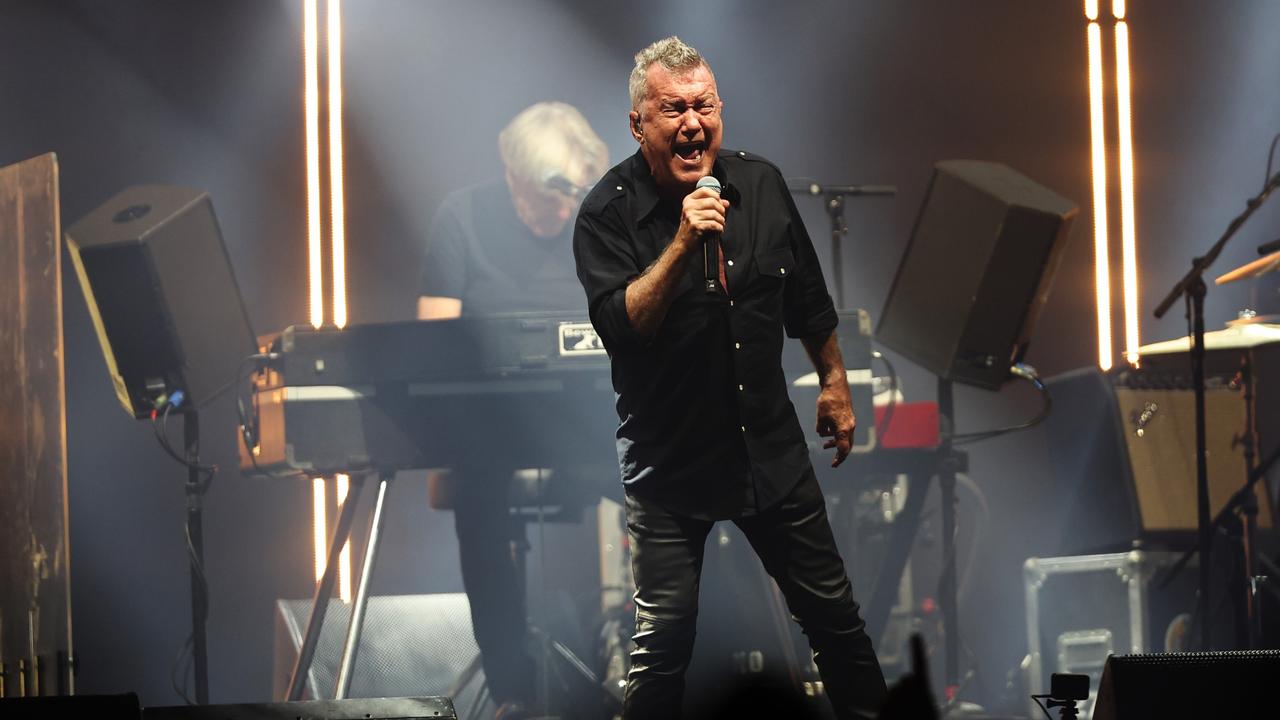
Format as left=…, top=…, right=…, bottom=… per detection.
left=335, top=472, right=392, bottom=699
left=447, top=651, right=485, bottom=700
left=937, top=378, right=961, bottom=692
left=1244, top=496, right=1261, bottom=647
left=865, top=471, right=930, bottom=641
left=184, top=411, right=210, bottom=704
left=1238, top=352, right=1262, bottom=649
left=515, top=469, right=620, bottom=714
left=286, top=475, right=365, bottom=701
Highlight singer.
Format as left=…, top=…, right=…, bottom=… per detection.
left=573, top=37, right=887, bottom=720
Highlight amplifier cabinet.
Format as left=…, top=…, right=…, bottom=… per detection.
left=1045, top=366, right=1274, bottom=554
left=1023, top=551, right=1197, bottom=720
left=1111, top=382, right=1274, bottom=535
left=1127, top=343, right=1280, bottom=532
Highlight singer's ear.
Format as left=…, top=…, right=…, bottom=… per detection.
left=629, top=111, right=643, bottom=142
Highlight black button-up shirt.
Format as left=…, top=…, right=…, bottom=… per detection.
left=573, top=148, right=838, bottom=519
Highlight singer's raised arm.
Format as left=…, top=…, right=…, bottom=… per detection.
left=575, top=183, right=727, bottom=349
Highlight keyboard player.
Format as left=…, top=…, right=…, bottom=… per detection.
left=417, top=101, right=609, bottom=720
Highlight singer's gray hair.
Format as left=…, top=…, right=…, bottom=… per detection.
left=629, top=36, right=710, bottom=109
left=498, top=101, right=608, bottom=186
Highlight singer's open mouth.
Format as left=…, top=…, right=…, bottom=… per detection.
left=675, top=141, right=705, bottom=163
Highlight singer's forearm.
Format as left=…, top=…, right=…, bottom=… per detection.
left=801, top=330, right=848, bottom=391
left=625, top=237, right=696, bottom=342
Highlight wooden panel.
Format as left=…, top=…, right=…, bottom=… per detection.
left=0, top=153, right=71, bottom=696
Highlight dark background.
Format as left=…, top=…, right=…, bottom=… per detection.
left=2, top=0, right=1279, bottom=711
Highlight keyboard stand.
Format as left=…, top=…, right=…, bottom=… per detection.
left=285, top=469, right=395, bottom=700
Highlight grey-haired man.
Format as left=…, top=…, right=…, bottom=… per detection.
left=574, top=37, right=888, bottom=719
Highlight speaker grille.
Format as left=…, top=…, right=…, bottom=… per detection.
left=1045, top=367, right=1273, bottom=554
left=1115, top=387, right=1273, bottom=532
left=272, top=594, right=483, bottom=705
left=1095, top=650, right=1280, bottom=720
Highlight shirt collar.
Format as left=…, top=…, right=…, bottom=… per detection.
left=627, top=149, right=733, bottom=226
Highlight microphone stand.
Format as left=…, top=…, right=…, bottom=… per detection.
left=184, top=410, right=209, bottom=704
left=789, top=181, right=895, bottom=308
left=1162, top=401, right=1279, bottom=644
left=1152, top=170, right=1280, bottom=651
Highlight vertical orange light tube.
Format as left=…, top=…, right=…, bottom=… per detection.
left=303, top=0, right=324, bottom=329
left=1087, top=21, right=1113, bottom=370
left=336, top=473, right=352, bottom=603
left=305, top=0, right=354, bottom=600
left=312, top=477, right=327, bottom=582
left=327, top=0, right=348, bottom=329
left=1115, top=19, right=1140, bottom=365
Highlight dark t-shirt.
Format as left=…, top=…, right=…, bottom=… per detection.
left=421, top=179, right=584, bottom=314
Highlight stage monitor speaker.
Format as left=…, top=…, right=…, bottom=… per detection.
left=0, top=693, right=141, bottom=720
left=142, top=696, right=456, bottom=720
left=1044, top=367, right=1273, bottom=554
left=272, top=594, right=486, bottom=713
left=1094, top=650, right=1279, bottom=720
left=65, top=185, right=255, bottom=418
left=876, top=161, right=1077, bottom=390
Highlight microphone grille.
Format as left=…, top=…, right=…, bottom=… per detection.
left=696, top=176, right=722, bottom=193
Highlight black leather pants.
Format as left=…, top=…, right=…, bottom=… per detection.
left=623, top=468, right=887, bottom=720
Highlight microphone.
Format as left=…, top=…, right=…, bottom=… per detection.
left=542, top=171, right=591, bottom=199
left=788, top=180, right=897, bottom=197
left=696, top=175, right=722, bottom=294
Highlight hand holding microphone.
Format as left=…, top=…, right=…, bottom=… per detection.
left=677, top=176, right=729, bottom=293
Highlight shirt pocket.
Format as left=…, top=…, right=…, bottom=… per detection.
left=754, top=245, right=795, bottom=281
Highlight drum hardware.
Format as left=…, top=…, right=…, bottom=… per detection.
left=1151, top=165, right=1280, bottom=650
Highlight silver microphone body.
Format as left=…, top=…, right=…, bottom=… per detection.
left=696, top=176, right=722, bottom=294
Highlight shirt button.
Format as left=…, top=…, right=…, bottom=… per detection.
left=727, top=259, right=735, bottom=267
left=729, top=300, right=735, bottom=307
left=615, top=185, right=623, bottom=191
left=740, top=425, right=747, bottom=432
left=738, top=384, right=744, bottom=391
left=780, top=268, right=786, bottom=274
left=734, top=342, right=741, bottom=350
left=737, top=151, right=746, bottom=158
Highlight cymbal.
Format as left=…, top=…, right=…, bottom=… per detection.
left=1228, top=312, right=1280, bottom=326
left=1137, top=323, right=1280, bottom=355
left=1215, top=249, right=1280, bottom=285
